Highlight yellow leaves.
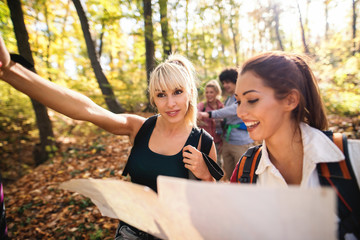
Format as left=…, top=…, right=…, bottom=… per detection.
left=3, top=129, right=130, bottom=238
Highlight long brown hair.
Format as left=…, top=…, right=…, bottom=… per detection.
left=240, top=51, right=328, bottom=130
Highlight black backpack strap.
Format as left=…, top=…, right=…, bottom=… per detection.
left=202, top=102, right=207, bottom=112
left=232, top=145, right=262, bottom=183
left=200, top=128, right=212, bottom=155
left=199, top=129, right=224, bottom=180
left=188, top=128, right=224, bottom=181
left=317, top=132, right=360, bottom=239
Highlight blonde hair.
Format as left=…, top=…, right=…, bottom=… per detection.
left=149, top=54, right=198, bottom=126
left=205, top=79, right=222, bottom=100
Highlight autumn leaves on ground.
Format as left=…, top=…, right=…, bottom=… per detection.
left=2, top=112, right=360, bottom=239
left=1, top=112, right=140, bottom=240
left=5, top=132, right=130, bottom=239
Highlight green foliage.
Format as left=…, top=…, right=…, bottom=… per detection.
left=0, top=1, right=13, bottom=38
left=1, top=0, right=360, bottom=132
left=90, top=229, right=105, bottom=240
left=316, top=44, right=360, bottom=117
left=0, top=82, right=36, bottom=149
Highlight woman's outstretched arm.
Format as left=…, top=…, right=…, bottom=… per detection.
left=0, top=37, right=144, bottom=141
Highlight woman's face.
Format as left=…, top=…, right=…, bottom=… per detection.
left=235, top=71, right=292, bottom=141
left=205, top=86, right=217, bottom=103
left=153, top=87, right=190, bottom=124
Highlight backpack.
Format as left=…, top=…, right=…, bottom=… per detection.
left=230, top=131, right=360, bottom=240
left=188, top=128, right=224, bottom=181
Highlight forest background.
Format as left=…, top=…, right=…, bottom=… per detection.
left=0, top=0, right=359, bottom=239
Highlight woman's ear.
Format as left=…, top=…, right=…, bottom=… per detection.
left=284, top=89, right=300, bottom=111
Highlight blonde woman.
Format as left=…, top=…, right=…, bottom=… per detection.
left=0, top=37, right=221, bottom=239
left=197, top=80, right=224, bottom=166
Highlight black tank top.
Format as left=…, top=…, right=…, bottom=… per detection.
left=123, top=115, right=204, bottom=192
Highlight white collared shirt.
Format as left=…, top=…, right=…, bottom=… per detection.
left=255, top=122, right=360, bottom=189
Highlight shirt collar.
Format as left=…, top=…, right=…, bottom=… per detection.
left=300, top=122, right=344, bottom=164
left=255, top=122, right=344, bottom=175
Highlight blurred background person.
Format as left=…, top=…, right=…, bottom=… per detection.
left=198, top=80, right=224, bottom=167
left=199, top=68, right=254, bottom=180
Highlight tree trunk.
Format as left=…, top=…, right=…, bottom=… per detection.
left=229, top=18, right=239, bottom=66
left=143, top=0, right=155, bottom=83
left=43, top=0, right=53, bottom=81
left=159, top=0, right=172, bottom=59
left=185, top=0, right=189, bottom=56
left=7, top=0, right=56, bottom=165
left=273, top=3, right=284, bottom=51
left=229, top=0, right=240, bottom=66
left=201, top=24, right=208, bottom=78
left=352, top=0, right=358, bottom=55
left=98, top=19, right=105, bottom=58
left=215, top=1, right=226, bottom=60
left=324, top=0, right=330, bottom=40
left=142, top=0, right=156, bottom=111
left=59, top=0, right=71, bottom=73
left=296, top=1, right=310, bottom=54
left=72, top=0, right=125, bottom=113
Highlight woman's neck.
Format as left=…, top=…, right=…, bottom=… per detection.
left=266, top=122, right=304, bottom=185
left=156, top=115, right=192, bottom=136
left=207, top=99, right=218, bottom=109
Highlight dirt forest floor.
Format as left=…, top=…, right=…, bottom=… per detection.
left=1, top=113, right=360, bottom=239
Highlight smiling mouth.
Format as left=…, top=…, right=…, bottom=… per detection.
left=245, top=121, right=260, bottom=129
left=166, top=110, right=179, bottom=116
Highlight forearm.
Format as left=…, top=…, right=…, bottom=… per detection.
left=202, top=173, right=215, bottom=182
left=1, top=61, right=102, bottom=121
left=210, top=103, right=237, bottom=119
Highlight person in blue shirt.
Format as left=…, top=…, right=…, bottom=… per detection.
left=198, top=68, right=254, bottom=180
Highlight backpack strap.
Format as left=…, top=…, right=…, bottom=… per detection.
left=188, top=128, right=224, bottom=181
left=317, top=132, right=353, bottom=179
left=317, top=132, right=360, bottom=239
left=230, top=145, right=262, bottom=183
left=199, top=129, right=224, bottom=181
left=202, top=102, right=207, bottom=112
left=200, top=128, right=212, bottom=155
left=188, top=129, right=224, bottom=181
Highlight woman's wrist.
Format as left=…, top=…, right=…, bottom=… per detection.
left=0, top=61, right=16, bottom=81
left=203, top=172, right=215, bottom=182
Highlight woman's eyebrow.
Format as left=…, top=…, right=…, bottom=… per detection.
left=243, top=90, right=259, bottom=96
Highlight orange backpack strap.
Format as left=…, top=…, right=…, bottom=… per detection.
left=318, top=132, right=352, bottom=179
left=230, top=145, right=262, bottom=183
left=317, top=131, right=360, bottom=239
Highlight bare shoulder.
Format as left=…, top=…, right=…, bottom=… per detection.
left=111, top=113, right=146, bottom=137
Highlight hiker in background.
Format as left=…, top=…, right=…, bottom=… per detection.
left=197, top=79, right=224, bottom=167
left=198, top=68, right=254, bottom=180
left=231, top=51, right=360, bottom=240
left=0, top=36, right=223, bottom=240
